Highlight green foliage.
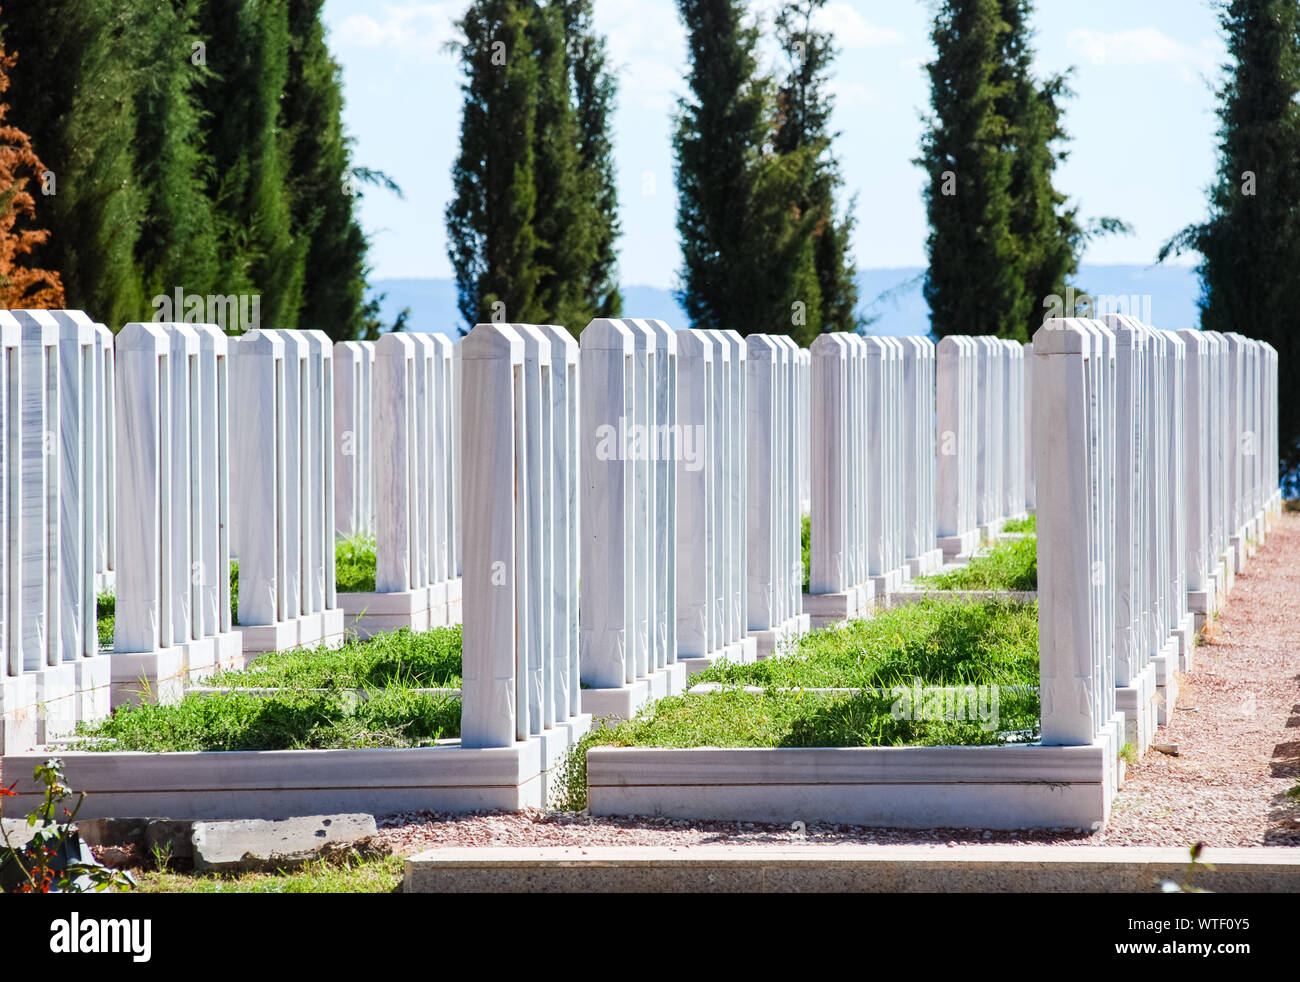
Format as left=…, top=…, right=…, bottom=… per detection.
left=285, top=0, right=383, bottom=340
left=446, top=0, right=544, bottom=328
left=197, top=0, right=303, bottom=331
left=917, top=535, right=1037, bottom=591
left=557, top=686, right=1040, bottom=808
left=1119, top=741, right=1138, bottom=766
left=673, top=0, right=772, bottom=334
left=0, top=0, right=147, bottom=325
left=696, top=597, right=1039, bottom=689
left=335, top=532, right=378, bottom=593
left=772, top=0, right=861, bottom=339
left=917, top=0, right=1023, bottom=340
left=1159, top=0, right=1300, bottom=490
left=674, top=0, right=859, bottom=342
left=79, top=624, right=466, bottom=751
left=96, top=592, right=114, bottom=649
left=1, top=759, right=133, bottom=893
left=1001, top=514, right=1036, bottom=533
left=446, top=0, right=620, bottom=331
left=210, top=625, right=463, bottom=689
left=75, top=688, right=461, bottom=751
left=136, top=854, right=404, bottom=893
left=561, top=0, right=622, bottom=318
left=131, top=0, right=220, bottom=302
left=918, top=0, right=1126, bottom=342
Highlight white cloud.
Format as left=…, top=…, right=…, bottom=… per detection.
left=596, top=0, right=689, bottom=114
left=1066, top=28, right=1219, bottom=82
left=815, top=3, right=903, bottom=48
left=336, top=3, right=460, bottom=58
left=829, top=78, right=876, bottom=109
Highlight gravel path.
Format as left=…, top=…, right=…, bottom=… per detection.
left=378, top=512, right=1300, bottom=855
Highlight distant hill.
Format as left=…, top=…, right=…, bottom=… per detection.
left=370, top=264, right=1203, bottom=339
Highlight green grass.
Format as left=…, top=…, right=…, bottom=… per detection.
left=134, top=855, right=404, bottom=893
left=695, top=598, right=1038, bottom=689
left=801, top=514, right=810, bottom=593
left=74, top=625, right=466, bottom=751
left=335, top=533, right=378, bottom=593
left=97, top=592, right=114, bottom=648
left=553, top=684, right=1040, bottom=811
left=915, top=536, right=1037, bottom=591
left=73, top=686, right=460, bottom=751
left=553, top=598, right=1044, bottom=810
left=210, top=625, right=462, bottom=689
left=1001, top=515, right=1036, bottom=533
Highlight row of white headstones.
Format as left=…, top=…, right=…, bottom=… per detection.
left=1035, top=317, right=1280, bottom=764
left=0, top=313, right=1281, bottom=769
left=0, top=311, right=117, bottom=749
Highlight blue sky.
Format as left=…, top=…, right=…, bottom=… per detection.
left=323, top=0, right=1225, bottom=289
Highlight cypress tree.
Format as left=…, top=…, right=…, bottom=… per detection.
left=196, top=0, right=304, bottom=332
left=995, top=0, right=1092, bottom=340
left=560, top=0, right=621, bottom=318
left=285, top=0, right=373, bottom=340
left=528, top=0, right=591, bottom=328
left=0, top=10, right=65, bottom=308
left=0, top=0, right=146, bottom=326
left=673, top=0, right=773, bottom=334
left=772, top=0, right=861, bottom=340
left=132, top=0, right=221, bottom=303
left=1161, top=0, right=1300, bottom=487
left=917, top=0, right=1022, bottom=339
left=446, top=0, right=546, bottom=328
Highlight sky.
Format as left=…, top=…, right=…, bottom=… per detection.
left=322, top=0, right=1226, bottom=290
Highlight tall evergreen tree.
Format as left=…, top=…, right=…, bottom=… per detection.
left=132, top=0, right=221, bottom=303
left=0, top=0, right=146, bottom=326
left=197, top=0, right=304, bottom=332
left=916, top=0, right=1024, bottom=339
left=772, top=0, right=861, bottom=340
left=995, top=0, right=1080, bottom=340
left=1162, top=0, right=1300, bottom=488
left=0, top=8, right=64, bottom=309
left=446, top=0, right=546, bottom=328
left=285, top=0, right=373, bottom=340
left=560, top=0, right=621, bottom=318
left=528, top=0, right=591, bottom=328
left=673, top=0, right=779, bottom=334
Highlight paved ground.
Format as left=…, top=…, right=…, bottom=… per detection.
left=378, top=511, right=1300, bottom=855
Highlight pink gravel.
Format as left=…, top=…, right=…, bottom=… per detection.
left=378, top=512, right=1300, bottom=855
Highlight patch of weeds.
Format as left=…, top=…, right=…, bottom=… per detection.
left=96, top=592, right=114, bottom=648
left=916, top=536, right=1037, bottom=591
left=211, top=625, right=462, bottom=689
left=1119, top=742, right=1138, bottom=767
left=230, top=560, right=239, bottom=626
left=335, top=533, right=378, bottom=593
left=696, top=598, right=1038, bottom=689
left=1286, top=782, right=1300, bottom=804
left=557, top=688, right=1041, bottom=806
left=134, top=854, right=404, bottom=894
left=151, top=841, right=174, bottom=874
left=72, top=687, right=461, bottom=751
left=1001, top=515, right=1036, bottom=533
